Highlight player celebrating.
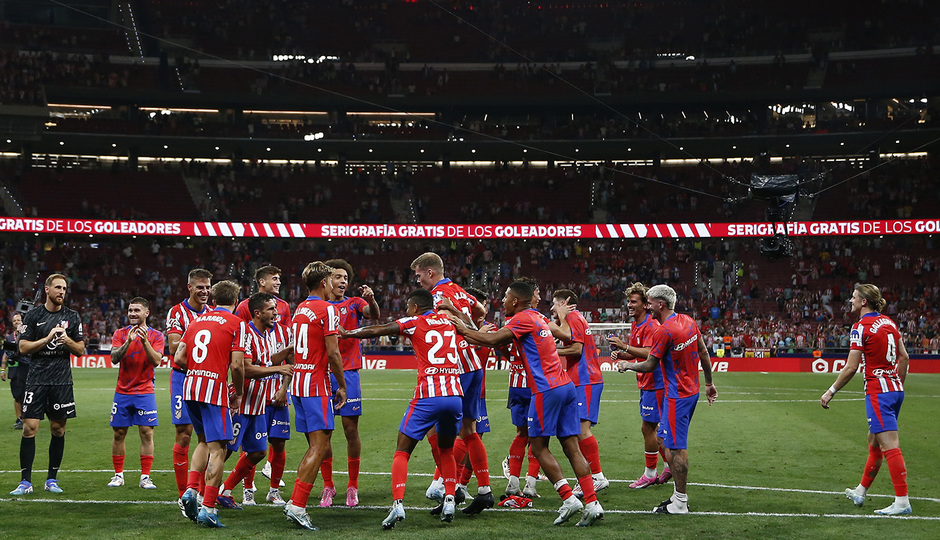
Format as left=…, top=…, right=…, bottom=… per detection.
left=609, top=282, right=668, bottom=488
left=176, top=280, right=248, bottom=528
left=552, top=289, right=609, bottom=496
left=455, top=281, right=604, bottom=527
left=340, top=288, right=463, bottom=529
left=218, top=292, right=293, bottom=509
left=620, top=284, right=718, bottom=514
left=318, top=259, right=380, bottom=508
left=107, top=298, right=165, bottom=490
left=10, top=274, right=85, bottom=496
left=283, top=261, right=347, bottom=531
left=2, top=313, right=28, bottom=430
left=412, top=252, right=493, bottom=512
left=821, top=284, right=912, bottom=516
left=234, top=264, right=292, bottom=506
left=165, top=268, right=212, bottom=505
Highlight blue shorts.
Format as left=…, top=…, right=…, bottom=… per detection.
left=292, top=395, right=335, bottom=434
left=186, top=401, right=232, bottom=444
left=639, top=388, right=665, bottom=424
left=266, top=404, right=291, bottom=440
left=508, top=387, right=532, bottom=428
left=577, top=382, right=603, bottom=424
left=867, top=391, right=903, bottom=434
left=228, top=413, right=269, bottom=453
left=528, top=382, right=580, bottom=438
left=658, top=395, right=699, bottom=450
left=110, top=392, right=159, bottom=428
left=171, top=369, right=192, bottom=425
left=399, top=396, right=462, bottom=441
left=330, top=370, right=362, bottom=417
left=476, top=400, right=490, bottom=434
left=460, top=370, right=485, bottom=423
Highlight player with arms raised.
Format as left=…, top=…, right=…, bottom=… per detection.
left=620, top=284, right=717, bottom=514
left=318, top=258, right=380, bottom=508
left=176, top=280, right=248, bottom=528
left=455, top=281, right=603, bottom=527
left=821, top=283, right=911, bottom=516
left=340, top=288, right=463, bottom=529
left=107, top=297, right=165, bottom=490
left=165, top=268, right=212, bottom=506
left=609, top=282, right=668, bottom=488
left=282, top=262, right=346, bottom=531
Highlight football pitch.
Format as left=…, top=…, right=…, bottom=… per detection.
left=1, top=369, right=938, bottom=539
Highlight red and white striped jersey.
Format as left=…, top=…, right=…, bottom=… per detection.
left=397, top=311, right=463, bottom=400
left=507, top=343, right=528, bottom=389
left=165, top=299, right=209, bottom=338
left=181, top=308, right=250, bottom=407
left=290, top=296, right=339, bottom=398
left=237, top=321, right=274, bottom=416
left=431, top=278, right=480, bottom=322
left=851, top=312, right=905, bottom=395
left=456, top=337, right=484, bottom=374
left=263, top=322, right=293, bottom=402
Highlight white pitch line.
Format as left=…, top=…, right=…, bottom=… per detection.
left=0, top=498, right=936, bottom=520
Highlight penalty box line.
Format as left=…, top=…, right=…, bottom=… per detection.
left=0, top=497, right=938, bottom=521
left=2, top=469, right=938, bottom=504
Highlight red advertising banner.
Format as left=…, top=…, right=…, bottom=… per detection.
left=71, top=354, right=940, bottom=374
left=6, top=217, right=940, bottom=239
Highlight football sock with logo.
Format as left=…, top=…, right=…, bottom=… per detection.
left=883, top=448, right=908, bottom=497
left=579, top=435, right=602, bottom=476
left=270, top=450, right=286, bottom=489
left=172, top=443, right=189, bottom=496
left=526, top=447, right=541, bottom=478
left=48, top=434, right=64, bottom=480
left=320, top=457, right=334, bottom=489
left=860, top=444, right=883, bottom=490
left=112, top=455, right=125, bottom=474
left=290, top=480, right=314, bottom=508
left=348, top=457, right=360, bottom=489
left=20, top=436, right=35, bottom=483
left=223, top=453, right=254, bottom=492
left=464, top=433, right=491, bottom=488
left=439, top=446, right=457, bottom=497
left=508, top=436, right=527, bottom=477
left=391, top=451, right=410, bottom=500
left=140, top=455, right=153, bottom=476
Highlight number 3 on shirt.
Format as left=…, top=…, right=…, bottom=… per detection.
left=426, top=329, right=458, bottom=365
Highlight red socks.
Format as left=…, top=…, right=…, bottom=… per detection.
left=579, top=435, right=602, bottom=476
left=140, top=455, right=153, bottom=476
left=428, top=432, right=442, bottom=470
left=439, top=446, right=457, bottom=497
left=645, top=451, right=659, bottom=469
left=556, top=481, right=573, bottom=500
left=172, top=443, right=189, bottom=496
left=223, top=453, right=255, bottom=492
left=883, top=448, right=908, bottom=497
left=526, top=447, right=541, bottom=478
left=861, top=445, right=883, bottom=489
left=203, top=485, right=219, bottom=509
left=452, top=438, right=467, bottom=470
left=270, top=449, right=286, bottom=489
left=320, top=457, right=335, bottom=489
left=186, top=470, right=201, bottom=491
left=508, top=435, right=527, bottom=477
left=391, top=451, right=410, bottom=500
left=464, top=432, right=490, bottom=487
left=348, top=457, right=361, bottom=489
left=112, top=455, right=125, bottom=474
left=290, top=480, right=314, bottom=508
left=577, top=474, right=598, bottom=504
left=244, top=464, right=255, bottom=490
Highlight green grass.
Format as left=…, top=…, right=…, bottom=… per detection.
left=1, top=369, right=939, bottom=539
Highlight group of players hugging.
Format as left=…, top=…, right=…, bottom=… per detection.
left=8, top=250, right=914, bottom=530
